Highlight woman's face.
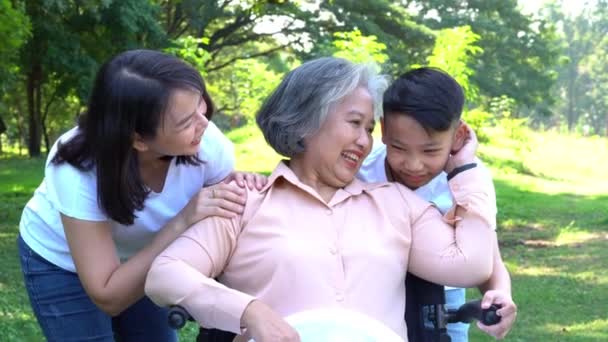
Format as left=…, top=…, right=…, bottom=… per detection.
left=302, top=86, right=375, bottom=188
left=144, top=88, right=209, bottom=157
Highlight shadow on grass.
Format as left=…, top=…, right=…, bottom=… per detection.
left=481, top=153, right=566, bottom=182
left=494, top=178, right=608, bottom=241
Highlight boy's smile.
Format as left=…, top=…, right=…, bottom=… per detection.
left=381, top=114, right=461, bottom=190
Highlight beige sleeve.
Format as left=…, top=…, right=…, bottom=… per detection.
left=144, top=211, right=255, bottom=333
left=406, top=166, right=498, bottom=287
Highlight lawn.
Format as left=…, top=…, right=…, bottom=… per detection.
left=1, top=126, right=607, bottom=341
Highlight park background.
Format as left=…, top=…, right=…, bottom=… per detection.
left=1, top=0, right=607, bottom=341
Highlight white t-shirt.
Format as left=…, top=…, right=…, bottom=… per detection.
left=19, top=121, right=234, bottom=272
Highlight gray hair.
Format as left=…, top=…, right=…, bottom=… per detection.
left=256, top=57, right=388, bottom=157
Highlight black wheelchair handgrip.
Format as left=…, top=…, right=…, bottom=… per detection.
left=168, top=305, right=191, bottom=330
left=480, top=305, right=501, bottom=325
left=447, top=299, right=502, bottom=326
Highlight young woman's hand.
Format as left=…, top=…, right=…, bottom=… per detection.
left=179, top=183, right=247, bottom=228
left=225, top=171, right=268, bottom=190
left=238, top=300, right=301, bottom=342
left=476, top=290, right=517, bottom=339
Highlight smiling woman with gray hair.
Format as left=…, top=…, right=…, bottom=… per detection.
left=145, top=57, right=498, bottom=342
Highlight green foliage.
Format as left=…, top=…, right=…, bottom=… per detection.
left=165, top=36, right=212, bottom=75
left=206, top=57, right=284, bottom=128
left=314, top=0, right=435, bottom=75
left=425, top=25, right=482, bottom=102
left=411, top=0, right=561, bottom=108
left=0, top=0, right=30, bottom=86
left=462, top=108, right=492, bottom=143
left=332, top=30, right=388, bottom=66
left=488, top=95, right=518, bottom=119
left=486, top=96, right=531, bottom=163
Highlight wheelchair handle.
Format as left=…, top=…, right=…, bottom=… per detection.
left=446, top=299, right=502, bottom=325
left=168, top=305, right=191, bottom=330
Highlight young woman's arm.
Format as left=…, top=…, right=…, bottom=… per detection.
left=63, top=182, right=246, bottom=316
left=63, top=213, right=188, bottom=316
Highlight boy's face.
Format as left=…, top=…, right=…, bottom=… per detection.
left=381, top=113, right=465, bottom=190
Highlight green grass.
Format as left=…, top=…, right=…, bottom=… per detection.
left=0, top=155, right=46, bottom=341
left=1, top=126, right=607, bottom=341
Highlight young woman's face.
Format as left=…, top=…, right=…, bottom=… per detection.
left=145, top=88, right=209, bottom=157
left=302, top=86, right=375, bottom=187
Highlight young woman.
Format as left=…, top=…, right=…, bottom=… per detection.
left=17, top=49, right=260, bottom=341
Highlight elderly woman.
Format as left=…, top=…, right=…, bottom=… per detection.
left=145, top=57, right=497, bottom=341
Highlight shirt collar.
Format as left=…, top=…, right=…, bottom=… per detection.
left=261, top=161, right=389, bottom=205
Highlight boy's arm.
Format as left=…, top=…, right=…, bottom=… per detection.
left=478, top=240, right=510, bottom=294
left=476, top=240, right=518, bottom=339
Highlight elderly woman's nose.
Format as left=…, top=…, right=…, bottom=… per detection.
left=356, top=129, right=372, bottom=148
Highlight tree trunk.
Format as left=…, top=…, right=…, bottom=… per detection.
left=26, top=64, right=42, bottom=157
left=605, top=111, right=608, bottom=137
left=0, top=115, right=5, bottom=154
left=566, top=65, right=577, bottom=132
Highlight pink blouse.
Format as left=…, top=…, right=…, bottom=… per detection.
left=145, top=161, right=497, bottom=340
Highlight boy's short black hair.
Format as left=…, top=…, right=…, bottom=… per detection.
left=382, top=67, right=464, bottom=132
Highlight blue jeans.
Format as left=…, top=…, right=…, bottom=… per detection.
left=445, top=287, right=469, bottom=342
left=18, top=234, right=178, bottom=342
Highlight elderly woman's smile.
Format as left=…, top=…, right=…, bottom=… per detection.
left=292, top=86, right=375, bottom=196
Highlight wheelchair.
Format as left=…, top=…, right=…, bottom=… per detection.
left=167, top=272, right=501, bottom=342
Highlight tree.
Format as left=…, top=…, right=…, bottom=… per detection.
left=159, top=0, right=313, bottom=72
left=157, top=0, right=435, bottom=119
left=332, top=30, right=388, bottom=65
left=0, top=0, right=30, bottom=153
left=315, top=0, right=435, bottom=74
left=407, top=0, right=561, bottom=110
left=0, top=0, right=30, bottom=82
left=425, top=26, right=482, bottom=103
left=544, top=0, right=608, bottom=133
left=18, top=0, right=166, bottom=156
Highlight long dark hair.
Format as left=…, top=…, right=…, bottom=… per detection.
left=53, top=49, right=215, bottom=225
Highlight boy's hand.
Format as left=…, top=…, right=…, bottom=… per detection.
left=225, top=171, right=268, bottom=190
left=445, top=122, right=478, bottom=173
left=476, top=290, right=517, bottom=339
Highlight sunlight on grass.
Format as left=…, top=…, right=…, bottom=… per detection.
left=516, top=265, right=561, bottom=277
left=555, top=229, right=600, bottom=245
left=481, top=129, right=608, bottom=196
left=571, top=270, right=608, bottom=286
left=545, top=319, right=608, bottom=340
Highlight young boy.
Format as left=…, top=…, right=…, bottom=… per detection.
left=357, top=67, right=517, bottom=341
